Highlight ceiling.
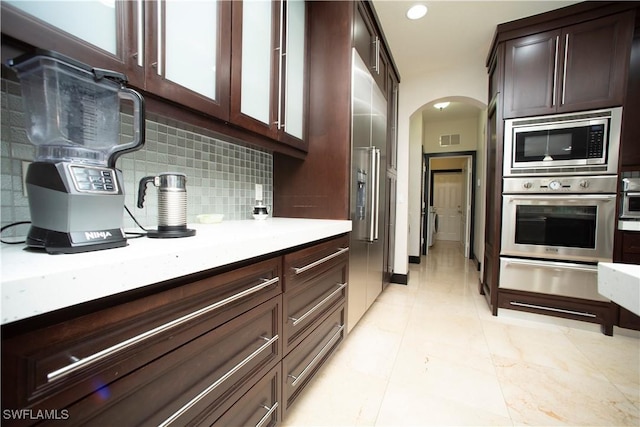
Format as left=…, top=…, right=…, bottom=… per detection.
left=372, top=0, right=581, bottom=121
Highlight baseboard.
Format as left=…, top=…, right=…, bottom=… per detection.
left=390, top=273, right=408, bottom=285
left=473, top=256, right=481, bottom=271
left=409, top=256, right=421, bottom=264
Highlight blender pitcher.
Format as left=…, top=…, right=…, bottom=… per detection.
left=7, top=49, right=145, bottom=254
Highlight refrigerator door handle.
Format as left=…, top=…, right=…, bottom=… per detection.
left=367, top=147, right=376, bottom=242
left=373, top=148, right=381, bottom=241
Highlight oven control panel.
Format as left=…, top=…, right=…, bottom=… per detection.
left=503, top=175, right=617, bottom=194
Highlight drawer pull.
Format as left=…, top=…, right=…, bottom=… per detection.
left=289, top=283, right=347, bottom=326
left=288, top=324, right=344, bottom=387
left=159, top=335, right=279, bottom=427
left=510, top=301, right=596, bottom=318
left=292, top=247, right=349, bottom=275
left=255, top=402, right=279, bottom=427
left=47, top=276, right=280, bottom=383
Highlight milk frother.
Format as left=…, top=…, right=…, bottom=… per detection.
left=137, top=172, right=195, bottom=238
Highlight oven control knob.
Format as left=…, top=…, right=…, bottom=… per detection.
left=523, top=181, right=533, bottom=189
left=579, top=180, right=590, bottom=189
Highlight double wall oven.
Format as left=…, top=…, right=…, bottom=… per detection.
left=500, top=108, right=622, bottom=303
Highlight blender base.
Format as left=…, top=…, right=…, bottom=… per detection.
left=27, top=226, right=127, bottom=254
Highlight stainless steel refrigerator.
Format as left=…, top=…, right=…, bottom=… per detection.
left=348, top=48, right=387, bottom=332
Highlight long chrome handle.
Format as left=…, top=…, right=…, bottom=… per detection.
left=373, top=36, right=380, bottom=74
left=292, top=247, right=349, bottom=275
left=156, top=0, right=163, bottom=76
left=368, top=147, right=377, bottom=241
left=289, top=283, right=348, bottom=326
left=510, top=301, right=596, bottom=318
left=503, top=259, right=596, bottom=273
left=561, top=33, right=569, bottom=105
left=255, top=402, right=279, bottom=427
left=288, top=325, right=344, bottom=387
left=373, top=148, right=381, bottom=241
left=159, top=335, right=279, bottom=427
left=276, top=0, right=286, bottom=130
left=47, top=277, right=280, bottom=382
left=136, top=0, right=144, bottom=67
left=552, top=35, right=559, bottom=106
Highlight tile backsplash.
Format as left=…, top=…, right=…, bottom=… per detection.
left=0, top=77, right=273, bottom=237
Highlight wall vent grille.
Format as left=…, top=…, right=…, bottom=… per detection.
left=439, top=134, right=461, bottom=147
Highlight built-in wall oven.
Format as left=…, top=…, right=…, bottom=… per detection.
left=499, top=175, right=617, bottom=302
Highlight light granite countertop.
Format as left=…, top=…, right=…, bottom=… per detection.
left=1, top=218, right=351, bottom=325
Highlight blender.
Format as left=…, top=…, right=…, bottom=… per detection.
left=7, top=50, right=145, bottom=254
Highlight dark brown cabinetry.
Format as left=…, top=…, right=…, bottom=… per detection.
left=1, top=0, right=308, bottom=155
left=2, top=235, right=349, bottom=426
left=503, top=10, right=634, bottom=118
left=483, top=3, right=637, bottom=332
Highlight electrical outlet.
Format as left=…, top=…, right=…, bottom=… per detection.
left=22, top=161, right=30, bottom=197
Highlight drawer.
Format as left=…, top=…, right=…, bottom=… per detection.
left=284, top=235, right=349, bottom=292
left=283, top=261, right=347, bottom=355
left=1, top=257, right=281, bottom=416
left=212, top=364, right=282, bottom=427
left=63, top=296, right=282, bottom=426
left=282, top=304, right=345, bottom=419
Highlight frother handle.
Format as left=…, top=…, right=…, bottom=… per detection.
left=108, top=87, right=146, bottom=168
left=137, top=176, right=156, bottom=208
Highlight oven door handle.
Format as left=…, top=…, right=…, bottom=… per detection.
left=505, top=195, right=615, bottom=202
left=502, top=258, right=597, bottom=273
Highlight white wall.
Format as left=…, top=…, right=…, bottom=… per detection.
left=475, top=109, right=488, bottom=266
left=394, top=64, right=487, bottom=277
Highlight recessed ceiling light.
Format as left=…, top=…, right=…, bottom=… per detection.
left=434, top=102, right=450, bottom=110
left=406, top=4, right=427, bottom=20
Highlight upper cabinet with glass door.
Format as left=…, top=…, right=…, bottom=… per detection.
left=144, top=0, right=231, bottom=120
left=230, top=0, right=308, bottom=150
left=1, top=0, right=144, bottom=88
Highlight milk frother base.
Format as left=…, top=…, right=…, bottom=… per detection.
left=146, top=228, right=196, bottom=238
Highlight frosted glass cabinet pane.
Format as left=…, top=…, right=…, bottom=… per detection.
left=6, top=0, right=117, bottom=54
left=165, top=1, right=217, bottom=100
left=241, top=0, right=273, bottom=125
left=285, top=0, right=305, bottom=139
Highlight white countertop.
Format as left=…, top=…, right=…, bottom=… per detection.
left=1, top=218, right=351, bottom=325
left=598, top=262, right=640, bottom=316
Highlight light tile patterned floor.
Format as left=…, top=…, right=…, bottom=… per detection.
left=282, top=241, right=640, bottom=426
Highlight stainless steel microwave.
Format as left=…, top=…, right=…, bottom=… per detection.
left=503, top=107, right=622, bottom=176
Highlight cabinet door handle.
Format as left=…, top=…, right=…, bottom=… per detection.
left=372, top=36, right=380, bottom=74
left=159, top=335, right=279, bottom=427
left=552, top=35, right=559, bottom=107
left=292, top=247, right=349, bottom=275
left=287, top=324, right=344, bottom=387
left=288, top=283, right=347, bottom=326
left=46, top=277, right=280, bottom=383
left=135, top=0, right=144, bottom=67
left=561, top=33, right=569, bottom=105
left=256, top=402, right=279, bottom=427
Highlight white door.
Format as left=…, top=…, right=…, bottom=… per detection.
left=461, top=157, right=473, bottom=258
left=433, top=172, right=462, bottom=242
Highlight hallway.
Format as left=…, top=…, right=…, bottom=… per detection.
left=282, top=241, right=640, bottom=426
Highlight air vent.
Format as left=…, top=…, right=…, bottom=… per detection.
left=439, top=134, right=460, bottom=147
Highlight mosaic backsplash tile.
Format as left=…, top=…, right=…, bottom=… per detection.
left=0, top=77, right=273, bottom=238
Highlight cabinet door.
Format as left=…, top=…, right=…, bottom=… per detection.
left=145, top=0, right=231, bottom=120
left=353, top=3, right=374, bottom=71
left=558, top=12, right=633, bottom=113
left=503, top=30, right=560, bottom=118
left=230, top=0, right=307, bottom=148
left=280, top=0, right=307, bottom=146
left=1, top=1, right=144, bottom=88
